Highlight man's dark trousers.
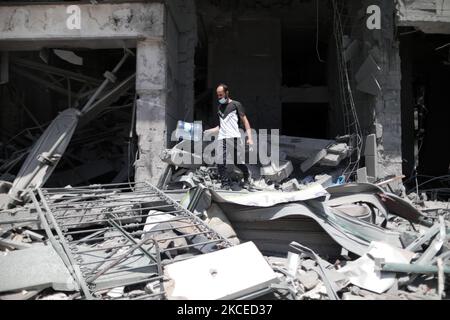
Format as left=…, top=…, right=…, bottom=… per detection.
left=217, top=138, right=250, bottom=181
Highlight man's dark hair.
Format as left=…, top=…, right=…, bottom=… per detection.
left=217, top=83, right=229, bottom=93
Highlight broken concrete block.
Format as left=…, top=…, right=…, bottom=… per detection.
left=286, top=251, right=300, bottom=277
left=297, top=271, right=319, bottom=290
left=281, top=179, right=303, bottom=192
left=327, top=143, right=349, bottom=156
left=0, top=237, right=32, bottom=250
left=164, top=242, right=279, bottom=300
left=260, top=160, right=293, bottom=182
left=364, top=134, right=377, bottom=157
left=160, top=148, right=202, bottom=169
left=314, top=174, right=333, bottom=188
left=319, top=153, right=344, bottom=167
left=205, top=203, right=240, bottom=244
left=356, top=167, right=368, bottom=183
left=365, top=155, right=378, bottom=180
left=0, top=245, right=78, bottom=293
left=374, top=123, right=383, bottom=139
left=301, top=259, right=317, bottom=271
left=300, top=149, right=327, bottom=172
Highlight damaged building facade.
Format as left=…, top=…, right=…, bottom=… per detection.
left=0, top=0, right=449, bottom=301
left=0, top=0, right=449, bottom=188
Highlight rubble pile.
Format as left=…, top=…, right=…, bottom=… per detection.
left=198, top=183, right=450, bottom=300
left=1, top=120, right=449, bottom=300
left=1, top=169, right=449, bottom=300
left=159, top=134, right=353, bottom=191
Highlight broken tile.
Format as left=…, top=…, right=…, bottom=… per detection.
left=164, top=242, right=278, bottom=300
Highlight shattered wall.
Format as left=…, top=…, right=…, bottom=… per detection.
left=0, top=2, right=165, bottom=49
left=347, top=0, right=403, bottom=178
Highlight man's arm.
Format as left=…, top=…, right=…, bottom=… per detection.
left=240, top=115, right=253, bottom=145
left=204, top=126, right=219, bottom=135
left=205, top=126, right=219, bottom=133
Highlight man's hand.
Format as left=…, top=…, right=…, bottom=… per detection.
left=246, top=137, right=254, bottom=145
left=204, top=126, right=219, bottom=136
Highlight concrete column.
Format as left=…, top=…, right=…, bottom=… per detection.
left=373, top=0, right=403, bottom=178
left=347, top=0, right=403, bottom=178
left=135, top=39, right=168, bottom=185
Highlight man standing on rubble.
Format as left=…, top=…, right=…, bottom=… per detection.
left=204, top=84, right=254, bottom=189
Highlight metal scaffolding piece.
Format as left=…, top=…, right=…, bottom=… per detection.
left=31, top=181, right=231, bottom=300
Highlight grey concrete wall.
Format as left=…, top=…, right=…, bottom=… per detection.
left=0, top=2, right=164, bottom=50
left=346, top=0, right=403, bottom=178
left=166, top=0, right=197, bottom=125
left=207, top=17, right=282, bottom=130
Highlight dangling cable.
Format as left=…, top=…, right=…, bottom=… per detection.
left=316, top=0, right=325, bottom=63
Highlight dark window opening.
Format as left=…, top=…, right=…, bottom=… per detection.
left=400, top=28, right=450, bottom=199
left=0, top=48, right=136, bottom=187
left=281, top=27, right=328, bottom=87
left=282, top=102, right=329, bottom=139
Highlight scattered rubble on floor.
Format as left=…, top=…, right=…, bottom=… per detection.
left=159, top=134, right=353, bottom=192
left=1, top=173, right=447, bottom=300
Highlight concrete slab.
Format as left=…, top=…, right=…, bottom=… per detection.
left=260, top=160, right=293, bottom=182
left=164, top=241, right=278, bottom=300
left=0, top=245, right=78, bottom=292
left=364, top=134, right=377, bottom=157
left=327, top=143, right=349, bottom=156
left=319, top=153, right=344, bottom=166
left=314, top=174, right=333, bottom=188
left=300, top=149, right=327, bottom=172
left=365, top=155, right=378, bottom=179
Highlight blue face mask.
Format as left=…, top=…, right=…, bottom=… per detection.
left=218, top=97, right=227, bottom=104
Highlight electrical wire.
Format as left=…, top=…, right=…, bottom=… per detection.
left=331, top=0, right=362, bottom=181
left=316, top=0, right=325, bottom=63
